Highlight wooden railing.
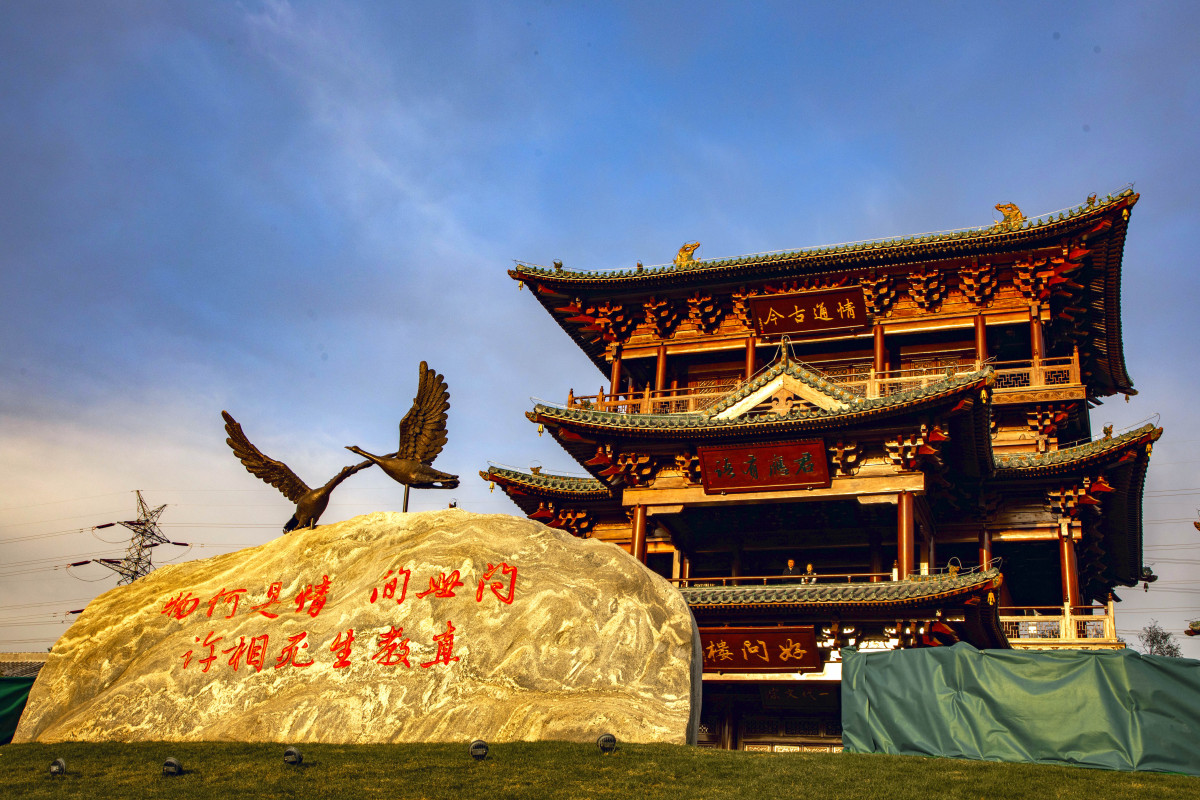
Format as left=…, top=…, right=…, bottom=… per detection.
left=570, top=384, right=734, bottom=415
left=566, top=353, right=1081, bottom=415
left=999, top=601, right=1121, bottom=648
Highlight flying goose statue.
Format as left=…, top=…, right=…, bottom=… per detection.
left=346, top=361, right=459, bottom=510
left=222, top=410, right=375, bottom=532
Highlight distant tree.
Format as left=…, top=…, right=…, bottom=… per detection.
left=1137, top=620, right=1182, bottom=657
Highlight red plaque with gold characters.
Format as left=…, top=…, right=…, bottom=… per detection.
left=698, top=440, right=830, bottom=494
left=699, top=626, right=822, bottom=673
left=748, top=287, right=868, bottom=337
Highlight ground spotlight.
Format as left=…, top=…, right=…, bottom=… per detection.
left=48, top=758, right=67, bottom=776
left=284, top=746, right=303, bottom=765
left=597, top=733, right=617, bottom=754
left=469, top=739, right=489, bottom=761
left=162, top=757, right=183, bottom=776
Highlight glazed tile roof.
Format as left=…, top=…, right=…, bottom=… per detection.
left=480, top=466, right=611, bottom=498
left=531, top=368, right=992, bottom=436
left=0, top=653, right=47, bottom=678
left=511, top=189, right=1137, bottom=398
left=511, top=190, right=1136, bottom=284
left=993, top=424, right=1161, bottom=476
left=681, top=568, right=1002, bottom=608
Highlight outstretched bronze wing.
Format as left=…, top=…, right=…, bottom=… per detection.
left=222, top=410, right=311, bottom=503
left=396, top=362, right=450, bottom=465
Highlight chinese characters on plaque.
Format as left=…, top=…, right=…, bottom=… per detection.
left=698, top=440, right=830, bottom=494
left=164, top=561, right=519, bottom=677
left=699, top=627, right=822, bottom=673
left=747, top=287, right=868, bottom=338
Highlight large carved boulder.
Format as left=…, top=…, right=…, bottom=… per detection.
left=15, top=510, right=700, bottom=744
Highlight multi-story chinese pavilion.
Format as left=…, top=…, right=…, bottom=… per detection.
left=482, top=188, right=1159, bottom=752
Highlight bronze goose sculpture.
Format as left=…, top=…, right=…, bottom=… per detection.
left=346, top=361, right=459, bottom=510
left=222, top=410, right=375, bottom=532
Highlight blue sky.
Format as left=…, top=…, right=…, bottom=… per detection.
left=2, top=1, right=1199, bottom=655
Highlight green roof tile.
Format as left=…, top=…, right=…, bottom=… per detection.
left=994, top=424, right=1160, bottom=472
left=511, top=190, right=1135, bottom=280
left=534, top=368, right=991, bottom=433
left=481, top=466, right=610, bottom=496
left=681, top=568, right=1001, bottom=607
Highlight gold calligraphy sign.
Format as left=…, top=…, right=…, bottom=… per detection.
left=748, top=287, right=868, bottom=337
left=699, top=626, right=822, bottom=673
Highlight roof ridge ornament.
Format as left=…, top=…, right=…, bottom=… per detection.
left=994, top=202, right=1025, bottom=231
left=673, top=241, right=700, bottom=267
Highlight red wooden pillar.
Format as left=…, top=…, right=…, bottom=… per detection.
left=1060, top=525, right=1080, bottom=609
left=978, top=527, right=992, bottom=570
left=610, top=350, right=623, bottom=396
left=744, top=336, right=756, bottom=380
left=974, top=314, right=988, bottom=366
left=897, top=491, right=914, bottom=579
left=873, top=324, right=887, bottom=374
left=631, top=505, right=648, bottom=564
left=719, top=704, right=735, bottom=750
left=679, top=553, right=691, bottom=585
left=869, top=529, right=882, bottom=583
left=1030, top=312, right=1044, bottom=364
left=655, top=343, right=668, bottom=392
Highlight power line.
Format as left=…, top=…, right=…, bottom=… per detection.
left=68, top=491, right=190, bottom=585
left=0, top=598, right=93, bottom=611
left=0, top=510, right=126, bottom=530
left=0, top=491, right=129, bottom=512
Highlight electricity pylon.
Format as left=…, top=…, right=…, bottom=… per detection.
left=74, top=491, right=188, bottom=584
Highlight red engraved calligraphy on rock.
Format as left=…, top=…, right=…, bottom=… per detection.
left=274, top=632, right=315, bottom=669
left=250, top=582, right=285, bottom=619
left=372, top=626, right=411, bottom=667
left=369, top=568, right=411, bottom=606
left=420, top=620, right=461, bottom=668
left=294, top=575, right=331, bottom=618
left=206, top=588, right=248, bottom=619
left=330, top=629, right=355, bottom=669
left=246, top=634, right=270, bottom=672
left=475, top=562, right=518, bottom=605
left=162, top=591, right=201, bottom=620
left=223, top=637, right=248, bottom=671
left=416, top=570, right=464, bottom=600
left=195, top=631, right=223, bottom=673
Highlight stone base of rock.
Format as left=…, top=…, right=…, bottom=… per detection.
left=15, top=510, right=700, bottom=744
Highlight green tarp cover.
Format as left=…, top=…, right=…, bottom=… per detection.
left=841, top=643, right=1200, bottom=775
left=0, top=677, right=35, bottom=745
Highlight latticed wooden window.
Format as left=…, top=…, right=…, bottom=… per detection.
left=743, top=717, right=778, bottom=736
left=821, top=361, right=871, bottom=383
left=784, top=717, right=821, bottom=737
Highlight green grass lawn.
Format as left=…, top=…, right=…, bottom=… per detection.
left=0, top=741, right=1194, bottom=800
